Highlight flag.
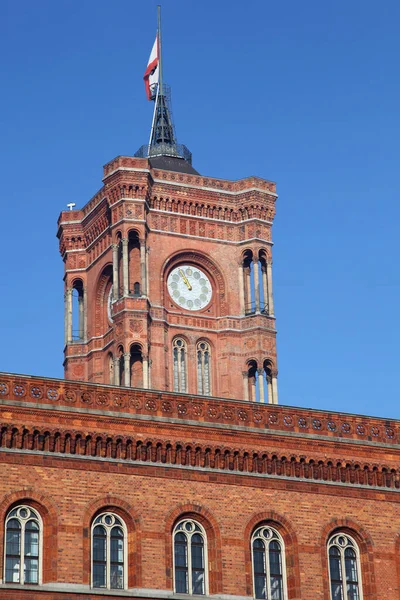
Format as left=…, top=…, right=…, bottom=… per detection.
left=144, top=35, right=159, bottom=100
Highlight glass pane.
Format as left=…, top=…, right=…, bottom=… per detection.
left=345, top=549, right=358, bottom=583
left=110, top=563, right=124, bottom=589
left=111, top=534, right=124, bottom=564
left=347, top=582, right=360, bottom=600
left=25, top=528, right=39, bottom=557
left=192, top=569, right=205, bottom=595
left=269, top=544, right=282, bottom=576
left=329, top=552, right=342, bottom=584
left=191, top=540, right=204, bottom=569
left=270, top=576, right=283, bottom=600
left=255, top=574, right=266, bottom=599
left=93, top=527, right=106, bottom=562
left=175, top=537, right=187, bottom=568
left=93, top=563, right=106, bottom=588
left=331, top=582, right=344, bottom=599
left=253, top=545, right=266, bottom=576
left=24, top=557, right=39, bottom=584
left=5, top=556, right=20, bottom=583
left=175, top=568, right=188, bottom=594
left=6, top=525, right=21, bottom=557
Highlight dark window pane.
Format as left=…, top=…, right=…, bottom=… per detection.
left=331, top=582, right=344, bottom=599
left=192, top=569, right=205, bottom=595
left=255, top=574, right=266, bottom=599
left=253, top=546, right=266, bottom=576
left=270, top=576, right=283, bottom=600
left=110, top=563, right=124, bottom=589
left=93, top=563, right=106, bottom=588
left=25, top=529, right=39, bottom=557
left=5, top=557, right=20, bottom=583
left=191, top=542, right=204, bottom=569
left=347, top=582, right=360, bottom=600
left=269, top=545, right=282, bottom=576
left=329, top=553, right=342, bottom=584
left=111, top=536, right=124, bottom=564
left=24, top=557, right=39, bottom=584
left=175, top=568, right=188, bottom=594
left=6, top=527, right=21, bottom=557
left=175, top=539, right=187, bottom=568
left=93, top=528, right=106, bottom=562
left=345, top=550, right=358, bottom=584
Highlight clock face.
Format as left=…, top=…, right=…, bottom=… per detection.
left=167, top=265, right=212, bottom=311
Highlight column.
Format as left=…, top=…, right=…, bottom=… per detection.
left=257, top=368, right=265, bottom=403
left=114, top=357, right=120, bottom=386
left=64, top=290, right=69, bottom=345
left=112, top=243, right=119, bottom=301
left=122, top=238, right=129, bottom=296
left=253, top=258, right=260, bottom=313
left=148, top=359, right=152, bottom=389
left=66, top=289, right=73, bottom=344
left=140, top=241, right=147, bottom=296
left=266, top=260, right=275, bottom=317
left=83, top=286, right=88, bottom=340
left=244, top=266, right=251, bottom=313
left=238, top=263, right=245, bottom=314
left=78, top=294, right=84, bottom=339
left=142, top=355, right=149, bottom=389
left=271, top=370, right=279, bottom=404
left=261, top=266, right=268, bottom=313
left=123, top=352, right=131, bottom=387
left=242, top=371, right=249, bottom=401
left=251, top=376, right=257, bottom=402
left=266, top=376, right=272, bottom=404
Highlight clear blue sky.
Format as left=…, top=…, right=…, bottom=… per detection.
left=0, top=0, right=399, bottom=419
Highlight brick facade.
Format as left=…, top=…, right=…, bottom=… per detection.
left=0, top=373, right=399, bottom=599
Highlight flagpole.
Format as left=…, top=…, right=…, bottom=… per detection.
left=148, top=81, right=159, bottom=148
left=157, top=5, right=163, bottom=96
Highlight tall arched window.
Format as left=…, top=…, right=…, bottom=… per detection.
left=328, top=533, right=362, bottom=600
left=252, top=526, right=287, bottom=600
left=197, top=341, right=211, bottom=396
left=173, top=519, right=207, bottom=595
left=5, top=505, right=42, bottom=584
left=91, top=512, right=127, bottom=590
left=173, top=338, right=187, bottom=393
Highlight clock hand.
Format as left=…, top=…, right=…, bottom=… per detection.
left=178, top=268, right=192, bottom=290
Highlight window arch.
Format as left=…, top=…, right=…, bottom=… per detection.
left=328, top=533, right=363, bottom=600
left=91, top=512, right=127, bottom=590
left=173, top=338, right=187, bottom=393
left=173, top=519, right=208, bottom=595
left=197, top=341, right=211, bottom=396
left=252, top=526, right=287, bottom=600
left=4, top=505, right=42, bottom=584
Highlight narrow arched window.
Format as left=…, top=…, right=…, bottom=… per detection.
left=173, top=519, right=207, bottom=595
left=197, top=341, right=211, bottom=395
left=91, top=512, right=126, bottom=590
left=5, top=505, right=41, bottom=585
left=252, top=526, right=287, bottom=600
left=328, top=533, right=362, bottom=600
left=173, top=338, right=187, bottom=393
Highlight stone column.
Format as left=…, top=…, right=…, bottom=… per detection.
left=238, top=263, right=245, bottom=315
left=242, top=371, right=249, bottom=401
left=123, top=352, right=131, bottom=387
left=64, top=290, right=70, bottom=345
left=113, top=357, right=120, bottom=386
left=253, top=259, right=260, bottom=313
left=271, top=370, right=279, bottom=404
left=266, top=260, right=275, bottom=317
left=78, top=294, right=84, bottom=339
left=251, top=376, right=257, bottom=402
left=66, top=289, right=73, bottom=344
left=122, top=238, right=129, bottom=297
left=83, top=286, right=88, bottom=340
left=140, top=241, right=147, bottom=296
left=244, top=266, right=251, bottom=313
left=257, top=368, right=265, bottom=403
left=261, top=266, right=268, bottom=313
left=112, top=243, right=119, bottom=301
left=148, top=359, right=152, bottom=389
left=142, top=355, right=149, bottom=389
left=266, top=376, right=272, bottom=404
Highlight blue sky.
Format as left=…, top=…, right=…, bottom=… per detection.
left=0, top=1, right=399, bottom=418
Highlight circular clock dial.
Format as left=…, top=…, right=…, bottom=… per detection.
left=167, top=265, right=212, bottom=311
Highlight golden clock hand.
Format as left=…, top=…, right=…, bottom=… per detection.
left=178, top=268, right=192, bottom=290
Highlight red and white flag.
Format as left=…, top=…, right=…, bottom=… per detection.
left=143, top=35, right=159, bottom=100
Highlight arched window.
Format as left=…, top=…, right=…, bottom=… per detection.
left=5, top=505, right=42, bottom=584
left=173, top=519, right=207, bottom=595
left=328, top=533, right=362, bottom=600
left=197, top=341, right=211, bottom=396
left=252, top=526, right=287, bottom=600
left=91, top=512, right=127, bottom=590
left=173, top=338, right=187, bottom=393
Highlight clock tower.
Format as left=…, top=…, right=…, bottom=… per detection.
left=57, top=85, right=279, bottom=403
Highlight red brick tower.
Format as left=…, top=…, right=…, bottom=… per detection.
left=57, top=157, right=278, bottom=402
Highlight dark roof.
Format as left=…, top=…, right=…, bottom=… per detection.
left=149, top=155, right=200, bottom=175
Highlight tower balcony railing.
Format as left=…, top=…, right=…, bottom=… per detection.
left=245, top=302, right=270, bottom=316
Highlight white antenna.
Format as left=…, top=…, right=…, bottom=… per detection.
left=67, top=203, right=76, bottom=211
